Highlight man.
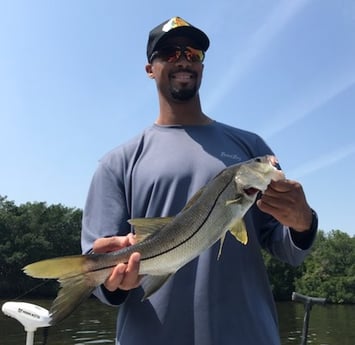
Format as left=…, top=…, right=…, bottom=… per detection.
left=81, top=16, right=317, bottom=345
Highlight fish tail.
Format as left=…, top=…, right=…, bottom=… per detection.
left=23, top=255, right=114, bottom=324
left=49, top=273, right=96, bottom=324
left=23, top=255, right=89, bottom=279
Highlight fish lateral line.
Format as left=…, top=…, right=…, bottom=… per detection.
left=89, top=263, right=123, bottom=273
left=139, top=174, right=236, bottom=262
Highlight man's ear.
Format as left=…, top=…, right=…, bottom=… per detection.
left=145, top=64, right=154, bottom=79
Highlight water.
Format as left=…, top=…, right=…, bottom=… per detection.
left=277, top=302, right=355, bottom=345
left=0, top=298, right=116, bottom=345
left=1, top=298, right=354, bottom=344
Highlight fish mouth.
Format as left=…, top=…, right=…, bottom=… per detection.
left=243, top=187, right=260, bottom=196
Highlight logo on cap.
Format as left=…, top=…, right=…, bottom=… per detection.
left=162, top=17, right=190, bottom=32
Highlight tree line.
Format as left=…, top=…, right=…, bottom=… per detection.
left=0, top=195, right=354, bottom=303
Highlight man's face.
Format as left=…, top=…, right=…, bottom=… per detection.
left=146, top=37, right=204, bottom=102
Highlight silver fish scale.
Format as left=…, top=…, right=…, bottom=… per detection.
left=87, top=157, right=280, bottom=277
left=126, top=163, right=254, bottom=275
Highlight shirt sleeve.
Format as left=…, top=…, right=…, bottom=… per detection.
left=81, top=160, right=132, bottom=306
left=254, top=206, right=318, bottom=267
left=289, top=209, right=318, bottom=250
left=250, top=135, right=318, bottom=265
left=81, top=161, right=131, bottom=253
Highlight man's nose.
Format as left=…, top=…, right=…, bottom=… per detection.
left=175, top=53, right=191, bottom=66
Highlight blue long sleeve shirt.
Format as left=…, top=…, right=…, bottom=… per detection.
left=81, top=121, right=317, bottom=345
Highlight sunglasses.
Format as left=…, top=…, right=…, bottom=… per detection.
left=149, top=45, right=205, bottom=63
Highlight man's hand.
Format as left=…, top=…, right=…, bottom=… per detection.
left=93, top=234, right=142, bottom=291
left=257, top=179, right=313, bottom=232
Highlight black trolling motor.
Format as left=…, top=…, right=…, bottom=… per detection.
left=292, top=291, right=327, bottom=345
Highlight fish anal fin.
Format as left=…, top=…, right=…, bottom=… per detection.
left=141, top=274, right=172, bottom=300
left=229, top=219, right=248, bottom=245
left=128, top=217, right=174, bottom=242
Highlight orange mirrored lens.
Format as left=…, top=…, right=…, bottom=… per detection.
left=151, top=46, right=205, bottom=63
left=184, top=47, right=205, bottom=62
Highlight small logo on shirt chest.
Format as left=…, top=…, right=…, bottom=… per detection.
left=220, top=152, right=242, bottom=161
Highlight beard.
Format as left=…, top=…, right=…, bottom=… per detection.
left=168, top=68, right=200, bottom=101
left=169, top=84, right=198, bottom=101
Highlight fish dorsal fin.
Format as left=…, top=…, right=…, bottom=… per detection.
left=128, top=217, right=173, bottom=242
left=181, top=186, right=206, bottom=211
left=229, top=218, right=248, bottom=245
left=183, top=169, right=229, bottom=211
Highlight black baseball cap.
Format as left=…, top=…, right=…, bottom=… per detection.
left=146, top=16, right=210, bottom=61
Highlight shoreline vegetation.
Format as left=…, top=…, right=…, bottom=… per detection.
left=1, top=195, right=354, bottom=304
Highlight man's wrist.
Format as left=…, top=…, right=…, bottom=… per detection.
left=290, top=209, right=318, bottom=250
left=101, top=284, right=129, bottom=305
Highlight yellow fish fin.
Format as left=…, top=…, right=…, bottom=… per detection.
left=229, top=219, right=248, bottom=245
left=128, top=217, right=173, bottom=242
left=225, top=195, right=243, bottom=206
left=23, top=255, right=87, bottom=279
left=23, top=254, right=111, bottom=324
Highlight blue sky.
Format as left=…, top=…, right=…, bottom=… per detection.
left=1, top=0, right=354, bottom=235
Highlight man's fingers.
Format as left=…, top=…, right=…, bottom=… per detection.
left=267, top=179, right=295, bottom=193
left=105, top=263, right=126, bottom=291
left=104, top=252, right=141, bottom=292
left=124, top=252, right=141, bottom=286
left=93, top=235, right=136, bottom=253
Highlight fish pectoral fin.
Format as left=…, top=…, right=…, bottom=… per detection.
left=225, top=195, right=243, bottom=206
left=141, top=274, right=172, bottom=300
left=128, top=217, right=174, bottom=242
left=229, top=219, right=248, bottom=245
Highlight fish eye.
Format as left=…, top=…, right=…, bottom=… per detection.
left=255, top=157, right=261, bottom=163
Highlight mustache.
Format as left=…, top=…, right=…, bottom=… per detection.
left=168, top=68, right=197, bottom=78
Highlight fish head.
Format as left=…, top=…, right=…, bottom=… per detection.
left=234, top=155, right=285, bottom=200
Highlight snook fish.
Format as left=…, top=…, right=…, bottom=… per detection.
left=23, top=155, right=285, bottom=324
